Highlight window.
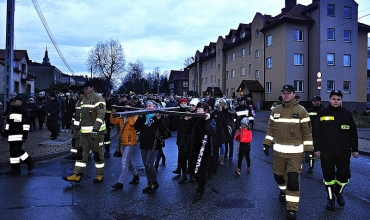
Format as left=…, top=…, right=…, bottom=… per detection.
left=344, top=6, right=351, bottom=19
left=211, top=75, right=214, bottom=83
left=327, top=53, right=335, bottom=65
left=231, top=88, right=235, bottom=94
left=294, top=80, right=304, bottom=92
left=205, top=64, right=208, bottom=71
left=327, top=80, right=335, bottom=92
left=343, top=81, right=351, bottom=93
left=211, top=61, right=215, bottom=69
left=249, top=45, right=252, bottom=55
left=266, top=57, right=272, bottom=69
left=226, top=89, right=229, bottom=97
left=266, top=35, right=272, bottom=47
left=255, top=50, right=260, bottom=58
left=201, top=78, right=204, bottom=85
left=205, top=77, right=208, bottom=84
left=241, top=48, right=245, bottom=58
left=266, top=82, right=271, bottom=93
left=226, top=71, right=229, bottom=79
left=218, top=64, right=220, bottom=70
left=218, top=79, right=220, bottom=86
left=226, top=55, right=230, bottom=63
left=255, top=70, right=259, bottom=79
left=344, top=30, right=351, bottom=42
left=294, top=29, right=304, bottom=41
left=232, top=37, right=236, bottom=43
left=249, top=64, right=252, bottom=74
left=327, top=28, right=335, bottom=40
left=255, top=29, right=259, bottom=38
left=241, top=66, right=245, bottom=76
left=240, top=32, right=245, bottom=38
left=294, top=54, right=304, bottom=65
left=232, top=52, right=236, bottom=61
left=327, top=4, right=335, bottom=16
left=232, top=69, right=236, bottom=78
left=183, top=81, right=188, bottom=87
left=343, top=54, right=351, bottom=67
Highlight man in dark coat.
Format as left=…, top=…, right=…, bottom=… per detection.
left=45, top=92, right=61, bottom=140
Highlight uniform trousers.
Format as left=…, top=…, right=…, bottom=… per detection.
left=320, top=152, right=351, bottom=184
left=74, top=133, right=105, bottom=175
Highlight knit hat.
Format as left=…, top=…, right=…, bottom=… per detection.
left=28, top=98, right=34, bottom=102
left=189, top=98, right=200, bottom=106
left=178, top=98, right=188, bottom=106
left=241, top=117, right=249, bottom=125
left=13, top=96, right=23, bottom=102
left=145, top=100, right=159, bottom=109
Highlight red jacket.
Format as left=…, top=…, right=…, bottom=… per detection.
left=234, top=128, right=252, bottom=143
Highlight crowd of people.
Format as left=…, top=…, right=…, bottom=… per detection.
left=0, top=82, right=359, bottom=220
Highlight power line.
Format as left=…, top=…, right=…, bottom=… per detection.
left=31, top=0, right=74, bottom=74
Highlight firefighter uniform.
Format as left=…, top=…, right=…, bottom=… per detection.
left=63, top=83, right=106, bottom=183
left=305, top=96, right=324, bottom=173
left=313, top=90, right=358, bottom=211
left=263, top=98, right=313, bottom=213
left=103, top=96, right=112, bottom=157
left=65, top=97, right=82, bottom=160
left=4, top=96, right=35, bottom=175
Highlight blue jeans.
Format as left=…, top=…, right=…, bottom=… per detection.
left=117, top=145, right=138, bottom=184
left=141, top=149, right=159, bottom=183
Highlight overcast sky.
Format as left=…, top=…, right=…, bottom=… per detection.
left=1, top=0, right=369, bottom=77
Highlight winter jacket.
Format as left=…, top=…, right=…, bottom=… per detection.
left=210, top=109, right=229, bottom=146
left=110, top=114, right=138, bottom=146
left=234, top=127, right=252, bottom=144
left=189, top=118, right=217, bottom=158
left=79, top=91, right=106, bottom=135
left=26, top=103, right=38, bottom=117
left=35, top=96, right=47, bottom=111
left=46, top=98, right=61, bottom=121
left=4, top=105, right=30, bottom=142
left=263, top=99, right=313, bottom=153
left=313, top=104, right=358, bottom=154
left=134, top=114, right=168, bottom=150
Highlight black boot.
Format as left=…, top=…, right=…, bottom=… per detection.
left=129, top=174, right=140, bottom=184
left=6, top=163, right=21, bottom=175
left=24, top=156, right=35, bottom=171
left=142, top=182, right=152, bottom=194
left=148, top=182, right=159, bottom=194
left=335, top=183, right=346, bottom=206
left=326, top=185, right=335, bottom=211
left=188, top=174, right=195, bottom=183
left=172, top=167, right=181, bottom=175
left=179, top=174, right=188, bottom=184
left=161, top=155, right=166, bottom=165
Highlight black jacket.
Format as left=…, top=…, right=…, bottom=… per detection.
left=189, top=118, right=216, bottom=158
left=46, top=98, right=61, bottom=121
left=313, top=104, right=358, bottom=154
left=210, top=109, right=229, bottom=146
left=134, top=114, right=168, bottom=150
left=4, top=105, right=29, bottom=141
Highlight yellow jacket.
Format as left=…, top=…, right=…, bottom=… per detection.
left=110, top=114, right=138, bottom=146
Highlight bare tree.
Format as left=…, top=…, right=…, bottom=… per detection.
left=86, top=39, right=126, bottom=84
left=183, top=56, right=194, bottom=68
left=123, top=60, right=145, bottom=93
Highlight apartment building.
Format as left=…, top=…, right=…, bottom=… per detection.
left=187, top=0, right=370, bottom=111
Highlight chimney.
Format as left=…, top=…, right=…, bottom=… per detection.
left=285, top=0, right=296, bottom=11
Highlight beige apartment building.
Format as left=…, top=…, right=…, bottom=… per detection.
left=187, top=0, right=370, bottom=111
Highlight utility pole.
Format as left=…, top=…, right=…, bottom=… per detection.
left=157, top=72, right=159, bottom=95
left=5, top=0, right=15, bottom=100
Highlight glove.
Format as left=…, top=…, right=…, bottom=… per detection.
left=263, top=144, right=271, bottom=156
left=90, top=130, right=98, bottom=140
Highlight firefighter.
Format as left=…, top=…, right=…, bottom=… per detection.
left=63, top=81, right=107, bottom=183
left=4, top=96, right=35, bottom=175
left=313, top=90, right=359, bottom=211
left=263, top=85, right=313, bottom=220
left=103, top=94, right=113, bottom=158
left=305, top=95, right=324, bottom=173
left=65, top=90, right=84, bottom=160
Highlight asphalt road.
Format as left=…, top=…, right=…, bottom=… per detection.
left=0, top=130, right=369, bottom=220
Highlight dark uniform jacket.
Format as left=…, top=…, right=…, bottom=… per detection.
left=306, top=104, right=324, bottom=136
left=313, top=104, right=358, bottom=154
left=4, top=105, right=30, bottom=142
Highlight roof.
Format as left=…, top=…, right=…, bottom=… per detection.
left=0, top=49, right=30, bottom=63
left=205, top=86, right=223, bottom=96
left=237, top=80, right=264, bottom=91
left=168, top=69, right=189, bottom=82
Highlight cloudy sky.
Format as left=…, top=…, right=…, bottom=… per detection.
left=1, top=0, right=369, bottom=77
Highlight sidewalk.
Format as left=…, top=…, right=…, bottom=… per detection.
left=0, top=127, right=117, bottom=167
left=253, top=111, right=370, bottom=156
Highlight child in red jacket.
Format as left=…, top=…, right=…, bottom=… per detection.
left=234, top=117, right=253, bottom=175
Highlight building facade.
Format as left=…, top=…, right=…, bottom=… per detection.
left=186, top=0, right=370, bottom=111
left=168, top=69, right=190, bottom=97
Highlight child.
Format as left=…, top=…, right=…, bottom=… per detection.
left=234, top=117, right=253, bottom=176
